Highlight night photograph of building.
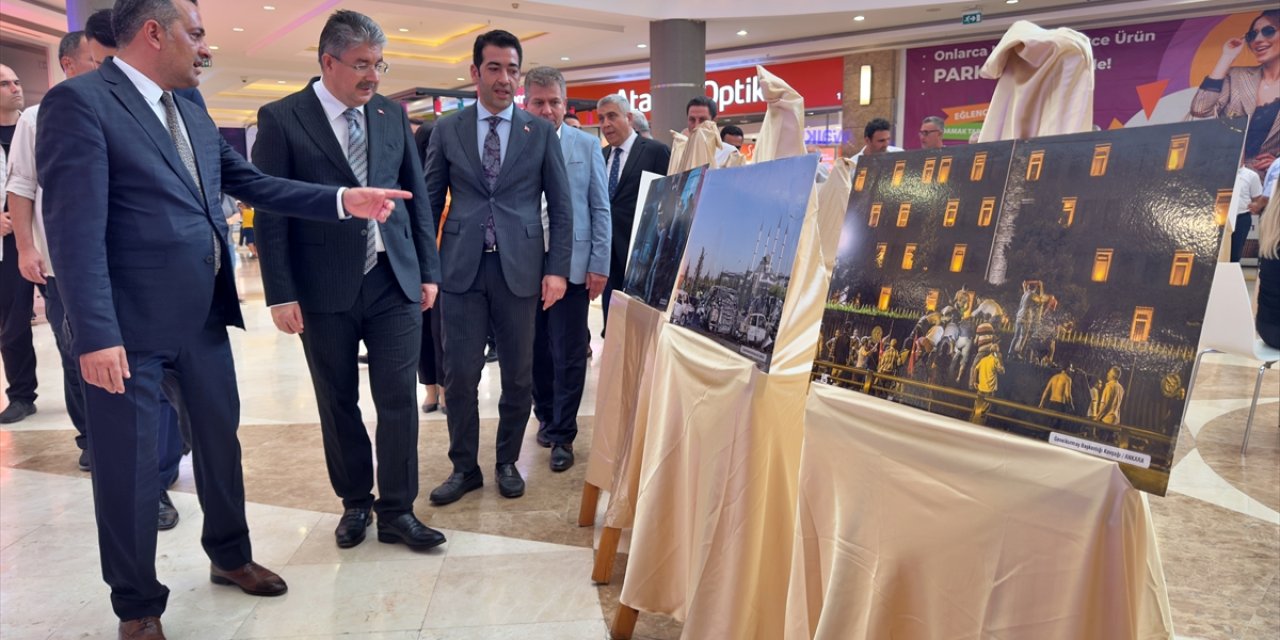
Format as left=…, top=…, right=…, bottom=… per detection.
left=623, top=166, right=707, bottom=311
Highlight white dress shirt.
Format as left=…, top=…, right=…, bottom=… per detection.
left=313, top=80, right=383, bottom=251
left=605, top=130, right=638, bottom=179
left=4, top=106, right=50, bottom=275
left=476, top=102, right=514, bottom=165
left=849, top=145, right=905, bottom=167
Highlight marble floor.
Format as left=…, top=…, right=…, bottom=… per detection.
left=1, top=257, right=1277, bottom=639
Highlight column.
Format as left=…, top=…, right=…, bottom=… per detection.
left=841, top=50, right=899, bottom=158
left=649, top=19, right=705, bottom=147
left=66, top=0, right=114, bottom=31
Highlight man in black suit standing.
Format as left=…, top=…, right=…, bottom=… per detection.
left=597, top=94, right=670, bottom=333
left=424, top=30, right=573, bottom=504
left=37, top=1, right=411, bottom=637
left=253, top=9, right=445, bottom=551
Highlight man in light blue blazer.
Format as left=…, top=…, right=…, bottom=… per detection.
left=523, top=66, right=610, bottom=472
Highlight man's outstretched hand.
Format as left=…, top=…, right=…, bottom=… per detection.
left=343, top=188, right=413, bottom=222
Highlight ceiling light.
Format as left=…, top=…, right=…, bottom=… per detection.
left=232, top=27, right=245, bottom=32
left=262, top=5, right=275, bottom=9
left=399, top=28, right=410, bottom=32
left=209, top=45, right=220, bottom=50
left=1006, top=0, right=1019, bottom=3
left=456, top=77, right=466, bottom=81
left=736, top=30, right=748, bottom=36
left=853, top=15, right=866, bottom=21
left=277, top=80, right=286, bottom=84
left=637, top=43, right=648, bottom=49
left=560, top=56, right=570, bottom=61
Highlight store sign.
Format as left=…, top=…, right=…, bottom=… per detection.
left=567, top=57, right=844, bottom=118
left=803, top=126, right=850, bottom=146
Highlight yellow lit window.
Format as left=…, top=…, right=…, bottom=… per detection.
left=1167, top=134, right=1190, bottom=171
left=1213, top=189, right=1232, bottom=226
left=950, top=244, right=967, bottom=273
left=1130, top=307, right=1154, bottom=342
left=1060, top=197, right=1077, bottom=228
left=1169, top=251, right=1194, bottom=286
left=896, top=203, right=912, bottom=227
left=939, top=156, right=953, bottom=183
left=892, top=161, right=907, bottom=186
left=970, top=152, right=987, bottom=181
left=902, top=244, right=918, bottom=270
left=1092, top=249, right=1114, bottom=283
left=869, top=203, right=882, bottom=227
left=943, top=199, right=959, bottom=227
left=925, top=289, right=939, bottom=312
left=878, top=286, right=892, bottom=311
left=875, top=243, right=887, bottom=268
left=1090, top=144, right=1111, bottom=177
left=978, top=197, right=995, bottom=227
left=1026, top=150, right=1045, bottom=181
left=922, top=158, right=937, bottom=184
left=855, top=167, right=868, bottom=192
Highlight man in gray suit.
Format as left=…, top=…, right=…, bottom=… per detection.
left=253, top=10, right=445, bottom=550
left=424, top=30, right=572, bottom=504
left=523, top=66, right=610, bottom=472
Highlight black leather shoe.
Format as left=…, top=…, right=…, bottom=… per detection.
left=157, top=491, right=179, bottom=531
left=429, top=471, right=483, bottom=505
left=377, top=513, right=446, bottom=549
left=0, top=400, right=36, bottom=424
left=78, top=450, right=90, bottom=472
left=550, top=444, right=575, bottom=472
left=496, top=463, right=525, bottom=498
left=335, top=507, right=372, bottom=548
left=536, top=421, right=552, bottom=448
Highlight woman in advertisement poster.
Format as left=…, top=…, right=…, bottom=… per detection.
left=1191, top=10, right=1280, bottom=175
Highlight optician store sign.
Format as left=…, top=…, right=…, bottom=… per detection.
left=566, top=57, right=844, bottom=118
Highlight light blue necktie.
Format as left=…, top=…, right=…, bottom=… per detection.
left=343, top=108, right=377, bottom=274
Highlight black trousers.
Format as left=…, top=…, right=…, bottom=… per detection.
left=532, top=282, right=590, bottom=444
left=1230, top=213, right=1252, bottom=263
left=38, top=277, right=85, bottom=445
left=600, top=282, right=615, bottom=338
left=298, top=256, right=422, bottom=517
left=84, top=322, right=251, bottom=621
left=0, top=234, right=37, bottom=403
left=418, top=307, right=441, bottom=387
left=441, top=252, right=538, bottom=475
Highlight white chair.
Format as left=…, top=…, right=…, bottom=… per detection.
left=1181, top=263, right=1280, bottom=454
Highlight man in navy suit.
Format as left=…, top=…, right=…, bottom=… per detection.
left=424, top=30, right=573, bottom=505
left=522, top=66, right=610, bottom=472
left=37, top=1, right=410, bottom=637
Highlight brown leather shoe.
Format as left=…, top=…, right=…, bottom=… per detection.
left=118, top=616, right=165, bottom=639
left=209, top=561, right=288, bottom=596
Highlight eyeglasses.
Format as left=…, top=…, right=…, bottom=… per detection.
left=1245, top=25, right=1277, bottom=43
left=331, top=56, right=389, bottom=75
left=919, top=129, right=941, bottom=136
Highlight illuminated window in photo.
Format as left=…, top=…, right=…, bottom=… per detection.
left=878, top=286, right=893, bottom=311
left=922, top=157, right=937, bottom=184
left=1169, top=251, right=1195, bottom=286
left=869, top=203, right=882, bottom=227
left=950, top=244, right=967, bottom=273
left=943, top=199, right=959, bottom=227
left=892, top=160, right=907, bottom=186
left=938, top=156, right=953, bottom=183
left=1026, top=150, right=1045, bottom=181
left=1090, top=144, right=1112, bottom=177
left=1167, top=134, right=1190, bottom=171
left=1130, top=307, right=1154, bottom=342
left=970, top=152, right=987, bottom=181
left=1092, top=249, right=1114, bottom=283
left=902, top=244, right=918, bottom=270
left=896, top=203, right=912, bottom=227
left=875, top=243, right=887, bottom=268
left=1060, top=197, right=1078, bottom=228
left=978, top=197, right=996, bottom=227
left=925, top=289, right=939, bottom=312
left=855, top=167, right=868, bottom=192
left=1213, top=189, right=1232, bottom=226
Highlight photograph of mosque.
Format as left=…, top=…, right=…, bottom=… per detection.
left=623, top=166, right=707, bottom=311
left=813, top=119, right=1246, bottom=495
left=671, top=155, right=819, bottom=372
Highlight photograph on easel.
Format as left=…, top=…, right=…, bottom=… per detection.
left=813, top=119, right=1245, bottom=495
left=622, top=166, right=707, bottom=311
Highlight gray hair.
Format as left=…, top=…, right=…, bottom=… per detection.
left=113, top=0, right=192, bottom=47
left=632, top=111, right=650, bottom=133
left=921, top=116, right=945, bottom=129
left=523, top=66, right=565, bottom=96
left=597, top=93, right=631, bottom=116
left=318, top=10, right=386, bottom=63
left=58, top=31, right=86, bottom=61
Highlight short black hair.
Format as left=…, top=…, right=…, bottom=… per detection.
left=564, top=112, right=581, bottom=122
left=113, top=0, right=197, bottom=47
left=84, top=8, right=117, bottom=48
left=58, top=31, right=86, bottom=61
left=686, top=95, right=718, bottom=119
left=473, top=30, right=522, bottom=69
left=720, top=125, right=744, bottom=140
left=864, top=118, right=891, bottom=140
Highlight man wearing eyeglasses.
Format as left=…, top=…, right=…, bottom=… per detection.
left=252, top=9, right=446, bottom=551
left=919, top=116, right=945, bottom=150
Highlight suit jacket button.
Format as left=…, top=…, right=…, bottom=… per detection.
left=489, top=197, right=495, bottom=203
left=361, top=229, right=369, bottom=236
left=205, top=255, right=215, bottom=264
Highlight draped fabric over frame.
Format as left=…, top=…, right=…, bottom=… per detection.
left=978, top=20, right=1095, bottom=143
left=785, top=384, right=1173, bottom=640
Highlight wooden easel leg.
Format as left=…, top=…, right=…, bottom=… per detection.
left=578, top=482, right=600, bottom=527
left=610, top=604, right=638, bottom=640
left=592, top=526, right=622, bottom=584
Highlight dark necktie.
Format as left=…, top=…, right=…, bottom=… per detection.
left=608, top=146, right=623, bottom=199
left=482, top=115, right=502, bottom=251
left=160, top=92, right=219, bottom=275
left=343, top=108, right=377, bottom=274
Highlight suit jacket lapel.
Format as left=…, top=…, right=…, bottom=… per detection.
left=559, top=126, right=575, bottom=163
left=295, top=83, right=361, bottom=185
left=457, top=106, right=486, bottom=192
left=178, top=96, right=218, bottom=213
left=103, top=60, right=204, bottom=205
left=496, top=108, right=532, bottom=191
left=618, top=136, right=646, bottom=191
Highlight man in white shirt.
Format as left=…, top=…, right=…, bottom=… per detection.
left=849, top=117, right=904, bottom=166
left=685, top=95, right=736, bottom=166
left=1231, top=162, right=1266, bottom=262
left=0, top=62, right=36, bottom=426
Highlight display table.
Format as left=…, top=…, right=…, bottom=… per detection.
left=785, top=383, right=1174, bottom=640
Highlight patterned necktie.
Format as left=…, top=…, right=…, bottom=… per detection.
left=343, top=108, right=378, bottom=275
left=608, top=146, right=623, bottom=199
left=160, top=92, right=220, bottom=275
left=481, top=115, right=502, bottom=251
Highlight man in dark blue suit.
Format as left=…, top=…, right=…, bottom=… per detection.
left=37, top=1, right=410, bottom=637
